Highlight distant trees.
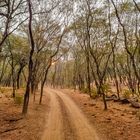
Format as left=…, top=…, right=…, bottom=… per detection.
left=22, top=0, right=71, bottom=113
left=47, top=0, right=140, bottom=109
left=110, top=0, right=140, bottom=86
left=0, top=0, right=139, bottom=113
left=70, top=0, right=113, bottom=109
left=0, top=0, right=71, bottom=114
left=0, top=35, right=28, bottom=89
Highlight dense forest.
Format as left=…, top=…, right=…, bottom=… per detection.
left=0, top=0, right=140, bottom=140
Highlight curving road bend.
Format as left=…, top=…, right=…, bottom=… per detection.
left=41, top=88, right=99, bottom=140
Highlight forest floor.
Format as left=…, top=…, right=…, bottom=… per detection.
left=0, top=87, right=49, bottom=140
left=62, top=88, right=140, bottom=140
left=0, top=87, right=140, bottom=140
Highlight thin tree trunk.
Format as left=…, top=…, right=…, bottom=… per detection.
left=39, top=64, right=51, bottom=104
left=22, top=0, right=35, bottom=115
left=86, top=55, right=91, bottom=97
left=17, top=65, right=25, bottom=89
left=112, top=50, right=120, bottom=99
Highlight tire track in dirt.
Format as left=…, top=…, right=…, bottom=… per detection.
left=56, top=95, right=77, bottom=140
left=42, top=88, right=99, bottom=140
left=41, top=89, right=64, bottom=140
left=50, top=88, right=100, bottom=140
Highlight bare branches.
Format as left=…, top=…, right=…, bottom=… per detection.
left=110, top=0, right=140, bottom=83
left=133, top=0, right=140, bottom=12
left=0, top=0, right=26, bottom=49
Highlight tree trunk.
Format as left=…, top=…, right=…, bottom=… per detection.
left=17, top=65, right=25, bottom=89
left=39, top=65, right=51, bottom=104
left=102, top=91, right=107, bottom=110
left=22, top=79, right=30, bottom=114
left=112, top=49, right=120, bottom=99
left=11, top=53, right=16, bottom=98
left=86, top=55, right=91, bottom=97
left=39, top=81, right=45, bottom=105
left=22, top=0, right=34, bottom=115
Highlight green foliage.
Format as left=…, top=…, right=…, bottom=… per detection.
left=0, top=87, right=4, bottom=93
left=81, top=87, right=89, bottom=94
left=0, top=87, right=12, bottom=94
left=123, top=89, right=131, bottom=99
left=81, top=87, right=98, bottom=99
left=91, top=88, right=98, bottom=99
left=14, top=94, right=23, bottom=105
left=101, top=83, right=112, bottom=93
left=119, top=2, right=134, bottom=13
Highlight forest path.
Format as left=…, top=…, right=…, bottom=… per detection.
left=41, top=88, right=99, bottom=140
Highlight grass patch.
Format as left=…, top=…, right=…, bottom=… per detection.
left=0, top=87, right=12, bottom=94
left=91, top=88, right=98, bottom=99
left=123, top=89, right=131, bottom=99
left=101, top=83, right=112, bottom=93
left=14, top=94, right=23, bottom=105
left=81, top=87, right=98, bottom=99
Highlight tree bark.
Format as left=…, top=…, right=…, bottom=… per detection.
left=22, top=0, right=35, bottom=115
left=17, top=65, right=25, bottom=89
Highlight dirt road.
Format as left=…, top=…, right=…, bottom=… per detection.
left=41, top=88, right=99, bottom=140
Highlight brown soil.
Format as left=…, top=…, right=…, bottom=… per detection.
left=61, top=89, right=140, bottom=140
left=0, top=87, right=49, bottom=140
left=1, top=87, right=140, bottom=140
left=42, top=88, right=99, bottom=140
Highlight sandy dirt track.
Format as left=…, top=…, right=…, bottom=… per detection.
left=41, top=88, right=99, bottom=140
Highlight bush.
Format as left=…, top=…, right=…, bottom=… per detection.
left=101, top=83, right=112, bottom=93
left=123, top=89, right=131, bottom=99
left=81, top=87, right=88, bottom=94
left=91, top=88, right=98, bottom=99
left=0, top=87, right=12, bottom=94
left=0, top=88, right=4, bottom=94
left=0, top=87, right=7, bottom=93
left=81, top=87, right=98, bottom=99
left=14, top=95, right=23, bottom=105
